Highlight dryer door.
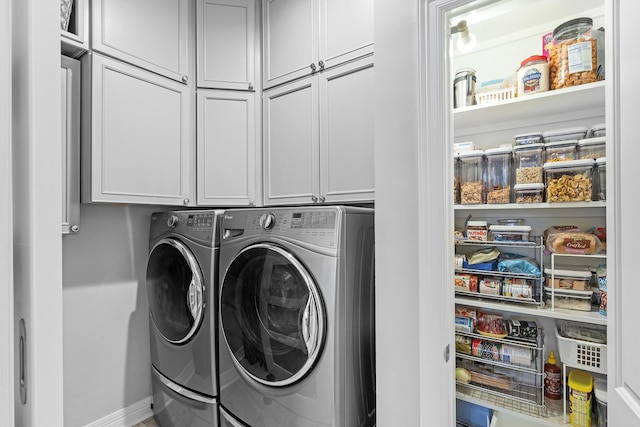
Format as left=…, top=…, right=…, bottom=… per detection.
left=220, top=243, right=325, bottom=387
left=146, top=238, right=205, bottom=344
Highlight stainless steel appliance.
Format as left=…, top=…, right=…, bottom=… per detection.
left=146, top=210, right=224, bottom=427
left=217, top=206, right=376, bottom=427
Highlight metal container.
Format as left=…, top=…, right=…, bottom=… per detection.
left=454, top=68, right=477, bottom=108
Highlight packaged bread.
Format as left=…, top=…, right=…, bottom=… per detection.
left=546, top=231, right=602, bottom=255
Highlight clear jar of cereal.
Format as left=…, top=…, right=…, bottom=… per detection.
left=454, top=154, right=461, bottom=205
left=514, top=143, right=544, bottom=184
left=544, top=159, right=594, bottom=202
left=459, top=150, right=485, bottom=205
left=577, top=137, right=606, bottom=160
left=545, top=140, right=577, bottom=163
left=514, top=183, right=545, bottom=204
left=485, top=147, right=512, bottom=204
left=549, top=17, right=605, bottom=90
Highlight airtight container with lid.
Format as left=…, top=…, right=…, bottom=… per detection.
left=577, top=137, right=606, bottom=160
left=568, top=369, right=593, bottom=427
left=459, top=150, right=485, bottom=204
left=550, top=17, right=605, bottom=90
left=596, top=157, right=606, bottom=200
left=518, top=55, right=549, bottom=96
left=544, top=266, right=592, bottom=290
left=594, top=378, right=608, bottom=427
left=485, top=147, right=512, bottom=204
left=544, top=159, right=594, bottom=202
left=545, top=140, right=577, bottom=163
left=514, top=183, right=545, bottom=203
left=453, top=155, right=461, bottom=204
left=542, top=127, right=588, bottom=143
left=514, top=143, right=544, bottom=184
left=489, top=225, right=532, bottom=242
left=590, top=123, right=606, bottom=138
left=514, top=132, right=543, bottom=146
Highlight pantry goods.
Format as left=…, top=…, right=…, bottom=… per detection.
left=518, top=55, right=549, bottom=96
left=485, top=147, right=512, bottom=204
left=568, top=369, right=593, bottom=427
left=459, top=150, right=485, bottom=205
left=544, top=159, right=594, bottom=203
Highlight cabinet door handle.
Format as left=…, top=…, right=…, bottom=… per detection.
left=319, top=195, right=325, bottom=203
left=183, top=198, right=190, bottom=205
left=182, top=75, right=188, bottom=84
left=318, top=60, right=325, bottom=70
left=248, top=82, right=254, bottom=91
left=310, top=63, right=316, bottom=72
left=311, top=195, right=318, bottom=202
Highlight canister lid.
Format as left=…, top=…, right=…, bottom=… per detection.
left=458, top=149, right=484, bottom=159
left=514, top=132, right=543, bottom=144
left=520, top=55, right=548, bottom=68
left=514, top=143, right=544, bottom=151
left=577, top=137, right=606, bottom=147
left=484, top=147, right=513, bottom=156
left=489, top=225, right=532, bottom=232
left=596, top=157, right=606, bottom=166
left=553, top=17, right=594, bottom=41
left=513, top=183, right=545, bottom=191
left=544, top=267, right=592, bottom=278
left=594, top=379, right=608, bottom=404
left=543, top=158, right=595, bottom=170
left=467, top=220, right=487, bottom=227
left=545, top=287, right=594, bottom=297
left=567, top=369, right=594, bottom=393
left=455, top=68, right=476, bottom=77
left=591, top=123, right=606, bottom=132
left=544, top=139, right=578, bottom=148
left=542, top=127, right=588, bottom=142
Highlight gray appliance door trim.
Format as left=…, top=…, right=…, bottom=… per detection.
left=152, top=365, right=216, bottom=405
left=220, top=242, right=325, bottom=387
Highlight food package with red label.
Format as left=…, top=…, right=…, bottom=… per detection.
left=544, top=225, right=603, bottom=255
left=479, top=278, right=502, bottom=295
left=477, top=312, right=506, bottom=336
left=455, top=274, right=479, bottom=292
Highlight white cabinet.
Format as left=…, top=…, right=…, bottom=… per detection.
left=91, top=0, right=191, bottom=83
left=263, top=55, right=374, bottom=205
left=262, top=0, right=373, bottom=88
left=61, top=56, right=81, bottom=234
left=81, top=53, right=194, bottom=206
left=196, top=90, right=258, bottom=206
left=196, top=0, right=255, bottom=90
left=61, top=0, right=89, bottom=57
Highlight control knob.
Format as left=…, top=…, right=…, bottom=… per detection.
left=259, top=213, right=276, bottom=230
left=167, top=215, right=180, bottom=229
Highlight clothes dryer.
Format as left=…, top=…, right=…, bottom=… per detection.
left=217, top=206, right=376, bottom=427
left=146, top=210, right=224, bottom=427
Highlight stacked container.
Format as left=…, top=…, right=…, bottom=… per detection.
left=454, top=154, right=461, bottom=204
left=459, top=150, right=485, bottom=205
left=544, top=140, right=577, bottom=163
left=544, top=159, right=595, bottom=202
left=514, top=143, right=544, bottom=184
left=577, top=137, right=606, bottom=160
left=596, top=157, right=606, bottom=200
left=485, top=147, right=512, bottom=204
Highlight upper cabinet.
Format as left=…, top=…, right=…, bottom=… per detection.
left=61, top=0, right=89, bottom=57
left=81, top=53, right=194, bottom=206
left=196, top=0, right=256, bottom=90
left=92, top=0, right=191, bottom=83
left=262, top=0, right=374, bottom=89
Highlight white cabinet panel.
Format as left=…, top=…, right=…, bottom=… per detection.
left=83, top=53, right=193, bottom=205
left=197, top=90, right=257, bottom=206
left=197, top=0, right=255, bottom=90
left=263, top=78, right=319, bottom=205
left=61, top=0, right=89, bottom=57
left=262, top=0, right=317, bottom=88
left=320, top=56, right=374, bottom=202
left=92, top=0, right=190, bottom=83
left=61, top=56, right=81, bottom=234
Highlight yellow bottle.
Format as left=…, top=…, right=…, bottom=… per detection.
left=568, top=369, right=593, bottom=427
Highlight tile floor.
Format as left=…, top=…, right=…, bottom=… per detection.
left=132, top=417, right=158, bottom=427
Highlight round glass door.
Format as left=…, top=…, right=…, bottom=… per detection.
left=146, top=238, right=205, bottom=344
left=220, top=243, right=325, bottom=387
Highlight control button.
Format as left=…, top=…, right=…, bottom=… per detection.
left=259, top=213, right=276, bottom=230
left=167, top=215, right=180, bottom=228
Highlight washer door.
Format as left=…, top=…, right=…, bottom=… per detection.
left=146, top=238, right=205, bottom=344
left=220, top=243, right=325, bottom=387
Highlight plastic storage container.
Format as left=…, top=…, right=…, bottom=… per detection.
left=459, top=150, right=485, bottom=205
left=577, top=137, right=606, bottom=160
left=517, top=55, right=549, bottom=96
left=514, top=132, right=543, bottom=146
left=542, top=127, right=588, bottom=143
left=544, top=159, right=594, bottom=202
left=514, top=143, right=544, bottom=184
left=546, top=287, right=593, bottom=311
left=485, top=147, right=512, bottom=204
left=544, top=267, right=592, bottom=290
left=489, top=225, right=531, bottom=242
left=544, top=140, right=577, bottom=162
left=594, top=378, right=608, bottom=427
left=568, top=369, right=593, bottom=427
left=549, top=17, right=605, bottom=90
left=556, top=324, right=607, bottom=374
left=596, top=157, right=606, bottom=200
left=590, top=123, right=606, bottom=138
left=454, top=155, right=461, bottom=204
left=454, top=68, right=477, bottom=108
left=514, top=183, right=545, bottom=203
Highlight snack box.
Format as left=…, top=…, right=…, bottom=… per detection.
left=488, top=225, right=532, bottom=242
left=545, top=287, right=593, bottom=311
left=544, top=267, right=592, bottom=290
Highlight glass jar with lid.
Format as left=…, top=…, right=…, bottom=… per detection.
left=549, top=17, right=605, bottom=90
left=485, top=147, right=512, bottom=204
left=514, top=143, right=544, bottom=184
left=545, top=140, right=577, bottom=163
left=453, top=154, right=461, bottom=204
left=577, top=137, right=606, bottom=160
left=595, top=157, right=606, bottom=200
left=459, top=150, right=485, bottom=205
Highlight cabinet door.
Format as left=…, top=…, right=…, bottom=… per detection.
left=92, top=0, right=190, bottom=83
left=197, top=90, right=257, bottom=206
left=319, top=56, right=374, bottom=203
left=61, top=0, right=89, bottom=58
left=262, top=0, right=317, bottom=89
left=83, top=53, right=193, bottom=206
left=196, top=0, right=255, bottom=90
left=61, top=56, right=81, bottom=234
left=319, top=0, right=374, bottom=70
left=263, top=77, right=320, bottom=205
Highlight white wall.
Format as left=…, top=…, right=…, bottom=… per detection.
left=62, top=204, right=160, bottom=427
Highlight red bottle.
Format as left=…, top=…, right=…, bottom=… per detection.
left=544, top=351, right=562, bottom=400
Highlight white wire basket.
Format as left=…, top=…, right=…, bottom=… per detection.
left=555, top=327, right=607, bottom=375
left=476, top=87, right=516, bottom=105
left=60, top=0, right=74, bottom=32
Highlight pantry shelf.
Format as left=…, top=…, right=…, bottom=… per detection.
left=454, top=201, right=606, bottom=211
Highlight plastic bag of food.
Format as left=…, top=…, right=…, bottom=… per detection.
left=497, top=253, right=541, bottom=277
left=467, top=247, right=500, bottom=264
left=546, top=231, right=602, bottom=255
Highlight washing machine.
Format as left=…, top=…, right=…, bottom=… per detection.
left=146, top=209, right=224, bottom=427
left=217, top=206, right=376, bottom=427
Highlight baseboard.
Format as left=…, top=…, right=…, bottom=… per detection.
left=83, top=396, right=153, bottom=427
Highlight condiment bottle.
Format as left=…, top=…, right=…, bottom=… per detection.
left=544, top=351, right=562, bottom=400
